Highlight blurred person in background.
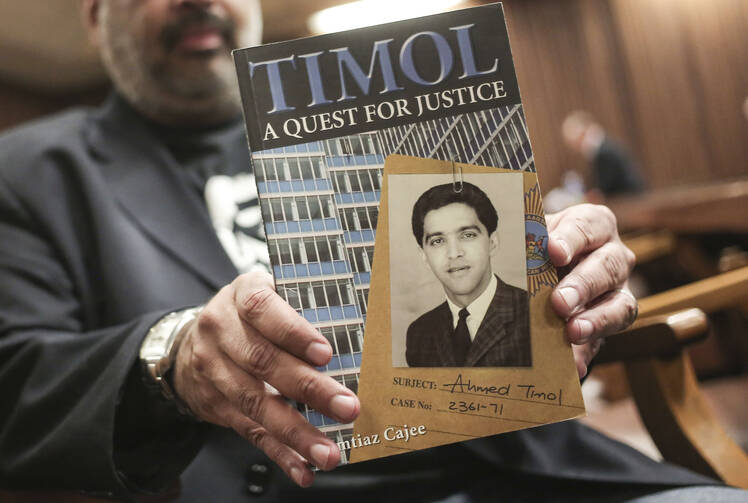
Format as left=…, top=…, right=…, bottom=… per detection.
left=562, top=110, right=646, bottom=199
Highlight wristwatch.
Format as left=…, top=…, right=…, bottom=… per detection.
left=139, top=306, right=202, bottom=415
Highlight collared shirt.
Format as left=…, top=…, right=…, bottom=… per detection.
left=446, top=274, right=498, bottom=342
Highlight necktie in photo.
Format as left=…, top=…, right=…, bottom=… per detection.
left=453, top=308, right=471, bottom=365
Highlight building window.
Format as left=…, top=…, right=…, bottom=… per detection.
left=347, top=246, right=373, bottom=273
left=262, top=195, right=334, bottom=223
left=334, top=373, right=360, bottom=395
left=319, top=324, right=362, bottom=357
left=278, top=279, right=355, bottom=310
left=269, top=236, right=345, bottom=268
left=340, top=206, right=378, bottom=232
left=270, top=199, right=283, bottom=221
left=303, top=236, right=343, bottom=263
left=253, top=154, right=327, bottom=182
left=356, top=288, right=369, bottom=315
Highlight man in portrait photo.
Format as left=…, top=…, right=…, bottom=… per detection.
left=406, top=181, right=531, bottom=367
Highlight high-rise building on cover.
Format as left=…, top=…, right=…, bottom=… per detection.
left=253, top=104, right=533, bottom=461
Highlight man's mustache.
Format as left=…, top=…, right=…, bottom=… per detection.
left=159, top=9, right=236, bottom=51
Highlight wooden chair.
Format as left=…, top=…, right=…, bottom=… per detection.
left=595, top=266, right=748, bottom=488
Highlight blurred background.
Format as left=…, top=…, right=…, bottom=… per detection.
left=1, top=0, right=746, bottom=190
left=0, top=0, right=746, bottom=472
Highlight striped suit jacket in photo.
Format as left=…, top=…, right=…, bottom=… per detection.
left=405, top=275, right=531, bottom=367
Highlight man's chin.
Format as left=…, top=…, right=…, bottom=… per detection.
left=126, top=77, right=242, bottom=126
left=166, top=53, right=233, bottom=79
left=176, top=48, right=225, bottom=60
left=173, top=42, right=234, bottom=59
left=443, top=283, right=481, bottom=299
left=159, top=61, right=237, bottom=99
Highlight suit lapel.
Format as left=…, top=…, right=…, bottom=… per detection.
left=465, top=277, right=515, bottom=366
left=434, top=302, right=458, bottom=366
left=84, top=96, right=238, bottom=291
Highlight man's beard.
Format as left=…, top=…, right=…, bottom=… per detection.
left=98, top=4, right=242, bottom=126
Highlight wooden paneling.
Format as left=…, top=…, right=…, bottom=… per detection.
left=672, top=0, right=748, bottom=180
left=500, top=0, right=748, bottom=192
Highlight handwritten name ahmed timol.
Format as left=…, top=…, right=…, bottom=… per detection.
left=443, top=374, right=563, bottom=404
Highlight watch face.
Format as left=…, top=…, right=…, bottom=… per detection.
left=140, top=315, right=180, bottom=360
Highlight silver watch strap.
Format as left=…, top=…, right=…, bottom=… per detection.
left=140, top=306, right=202, bottom=416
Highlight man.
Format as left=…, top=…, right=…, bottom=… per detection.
left=0, top=0, right=742, bottom=501
left=561, top=110, right=645, bottom=198
left=1, top=0, right=350, bottom=496
left=406, top=182, right=530, bottom=367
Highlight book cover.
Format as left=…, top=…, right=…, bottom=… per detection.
left=233, top=2, right=584, bottom=465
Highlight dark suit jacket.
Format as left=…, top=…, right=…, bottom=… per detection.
left=406, top=277, right=531, bottom=367
left=0, top=95, right=714, bottom=502
left=593, top=137, right=645, bottom=196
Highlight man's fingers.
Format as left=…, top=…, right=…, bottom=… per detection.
left=546, top=205, right=638, bottom=378
left=238, top=393, right=341, bottom=471
left=233, top=271, right=333, bottom=367
left=572, top=338, right=603, bottom=379
left=221, top=405, right=316, bottom=487
left=219, top=321, right=360, bottom=424
left=551, top=242, right=635, bottom=318
left=178, top=273, right=352, bottom=483
left=565, top=289, right=639, bottom=345
left=548, top=204, right=618, bottom=267
left=229, top=274, right=360, bottom=423
left=206, top=354, right=342, bottom=471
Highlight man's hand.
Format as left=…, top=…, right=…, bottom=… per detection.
left=172, top=271, right=360, bottom=487
left=547, top=204, right=637, bottom=378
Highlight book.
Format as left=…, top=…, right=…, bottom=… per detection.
left=233, top=2, right=584, bottom=465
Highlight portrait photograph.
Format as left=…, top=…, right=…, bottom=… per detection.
left=389, top=172, right=530, bottom=368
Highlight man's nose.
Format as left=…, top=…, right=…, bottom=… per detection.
left=446, top=238, right=463, bottom=260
